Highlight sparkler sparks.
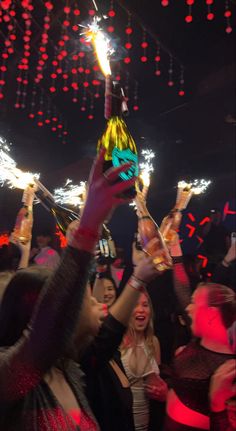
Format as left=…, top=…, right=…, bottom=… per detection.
left=139, top=149, right=155, bottom=189
left=80, top=16, right=113, bottom=77
left=178, top=179, right=211, bottom=194
left=0, top=137, right=39, bottom=189
left=54, top=179, right=87, bottom=208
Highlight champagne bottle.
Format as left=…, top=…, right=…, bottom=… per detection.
left=11, top=185, right=35, bottom=244
left=160, top=182, right=193, bottom=245
left=159, top=209, right=182, bottom=245
left=98, top=224, right=116, bottom=264
left=34, top=180, right=116, bottom=260
left=34, top=180, right=79, bottom=236
left=97, top=79, right=138, bottom=198
left=135, top=194, right=172, bottom=272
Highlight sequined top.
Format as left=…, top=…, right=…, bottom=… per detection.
left=0, top=246, right=99, bottom=431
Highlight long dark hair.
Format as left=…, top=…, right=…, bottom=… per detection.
left=0, top=266, right=51, bottom=347
left=199, top=282, right=236, bottom=328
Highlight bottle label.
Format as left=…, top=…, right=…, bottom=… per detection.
left=112, top=148, right=138, bottom=181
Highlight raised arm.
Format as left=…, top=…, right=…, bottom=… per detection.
left=0, top=149, right=135, bottom=403
left=170, top=236, right=192, bottom=325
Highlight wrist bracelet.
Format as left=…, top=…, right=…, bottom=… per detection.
left=172, top=256, right=183, bottom=264
left=128, top=275, right=146, bottom=292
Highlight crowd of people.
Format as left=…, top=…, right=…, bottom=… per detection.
left=0, top=149, right=235, bottom=431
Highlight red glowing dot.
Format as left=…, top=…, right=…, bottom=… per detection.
left=72, top=97, right=78, bottom=103
left=115, top=75, right=121, bottom=81
left=83, top=81, right=89, bottom=87
left=45, top=2, right=53, bottom=10
left=52, top=60, right=58, bottom=66
left=45, top=119, right=50, bottom=124
left=38, top=110, right=43, bottom=115
left=187, top=0, right=194, bottom=4
left=207, top=12, right=214, bottom=20
left=64, top=6, right=70, bottom=14
left=63, top=34, right=70, bottom=41
left=141, top=42, right=148, bottom=49
left=179, top=90, right=185, bottom=96
left=206, top=0, right=213, bottom=4
left=51, top=73, right=57, bottom=79
left=52, top=117, right=58, bottom=122
left=14, top=103, right=20, bottom=108
left=224, top=10, right=231, bottom=18
left=58, top=40, right=65, bottom=47
left=73, top=8, right=80, bottom=16
left=72, top=25, right=79, bottom=32
left=81, top=106, right=86, bottom=111
left=125, top=42, right=132, bottom=49
left=63, top=131, right=68, bottom=135
left=78, top=67, right=84, bottom=73
left=0, top=79, right=5, bottom=85
left=42, top=53, right=48, bottom=60
left=125, top=27, right=133, bottom=35
left=8, top=47, right=14, bottom=54
left=71, top=82, right=78, bottom=90
left=89, top=9, right=95, bottom=16
left=78, top=51, right=85, bottom=58
left=58, top=124, right=63, bottom=129
left=2, top=52, right=9, bottom=59
left=161, top=0, right=169, bottom=6
left=168, top=80, right=174, bottom=87
left=51, top=127, right=57, bottom=132
left=44, top=23, right=50, bottom=30
left=93, top=65, right=99, bottom=71
left=141, top=56, right=147, bottom=62
left=71, top=68, right=77, bottom=74
left=72, top=54, right=78, bottom=61
left=38, top=60, right=45, bottom=66
left=85, top=68, right=90, bottom=74
left=63, top=73, right=68, bottom=79
left=10, top=34, right=17, bottom=41
left=49, top=86, right=56, bottom=93
left=63, top=20, right=70, bottom=27
left=88, top=114, right=94, bottom=120
left=92, top=79, right=99, bottom=85
left=185, top=14, right=193, bottom=23
left=124, top=57, right=131, bottom=64
left=133, top=105, right=139, bottom=111
left=56, top=68, right=62, bottom=74
left=37, top=122, right=43, bottom=127
left=108, top=10, right=116, bottom=17
left=0, top=93, right=4, bottom=100
left=94, top=93, right=100, bottom=98
left=29, top=113, right=35, bottom=118
left=226, top=26, right=232, bottom=34
left=107, top=26, right=114, bottom=33
left=155, top=55, right=161, bottom=62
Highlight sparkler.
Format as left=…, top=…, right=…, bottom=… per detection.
left=0, top=137, right=39, bottom=189
left=176, top=179, right=211, bottom=210
left=53, top=179, right=87, bottom=209
left=139, top=149, right=155, bottom=199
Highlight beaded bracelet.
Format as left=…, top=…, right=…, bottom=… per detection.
left=128, top=274, right=147, bottom=292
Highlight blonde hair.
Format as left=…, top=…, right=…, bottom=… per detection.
left=120, top=291, right=157, bottom=358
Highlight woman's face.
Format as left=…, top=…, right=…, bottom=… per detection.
left=76, top=285, right=107, bottom=340
left=130, top=293, right=151, bottom=333
left=103, top=278, right=116, bottom=307
left=186, top=287, right=211, bottom=337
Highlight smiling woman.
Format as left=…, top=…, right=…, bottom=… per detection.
left=120, top=292, right=168, bottom=431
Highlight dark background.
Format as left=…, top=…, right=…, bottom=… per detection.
left=0, top=0, right=235, bottom=252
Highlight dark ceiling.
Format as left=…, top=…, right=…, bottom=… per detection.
left=0, top=0, right=235, bottom=235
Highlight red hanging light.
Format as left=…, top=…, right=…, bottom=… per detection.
left=224, top=0, right=233, bottom=34
left=140, top=29, right=148, bottom=63
left=124, top=12, right=132, bottom=65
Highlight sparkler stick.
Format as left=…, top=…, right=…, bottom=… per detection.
left=176, top=179, right=211, bottom=210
